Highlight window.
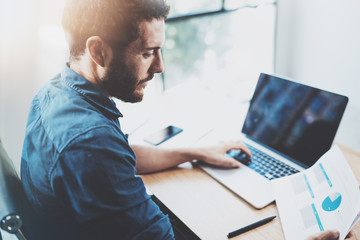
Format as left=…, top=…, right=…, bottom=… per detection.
left=167, top=0, right=222, bottom=18
left=159, top=0, right=276, bottom=91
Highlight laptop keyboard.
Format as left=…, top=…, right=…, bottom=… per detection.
left=228, top=144, right=300, bottom=180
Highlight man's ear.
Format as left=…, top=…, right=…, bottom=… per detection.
left=85, top=36, right=112, bottom=67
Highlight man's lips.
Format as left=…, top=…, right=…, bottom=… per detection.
left=138, top=75, right=154, bottom=86
left=140, top=81, right=148, bottom=88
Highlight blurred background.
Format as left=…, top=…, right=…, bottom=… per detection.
left=1, top=0, right=359, bottom=173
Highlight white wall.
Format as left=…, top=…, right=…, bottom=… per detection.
left=275, top=0, right=360, bottom=151
left=0, top=0, right=68, bottom=173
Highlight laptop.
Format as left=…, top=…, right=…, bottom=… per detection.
left=198, top=73, right=348, bottom=209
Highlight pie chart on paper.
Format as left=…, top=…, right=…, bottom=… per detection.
left=322, top=192, right=342, bottom=212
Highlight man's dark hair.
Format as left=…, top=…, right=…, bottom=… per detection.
left=62, top=0, right=170, bottom=61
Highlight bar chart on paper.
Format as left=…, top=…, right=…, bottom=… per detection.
left=322, top=192, right=342, bottom=212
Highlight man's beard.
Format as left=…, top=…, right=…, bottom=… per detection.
left=102, top=55, right=153, bottom=103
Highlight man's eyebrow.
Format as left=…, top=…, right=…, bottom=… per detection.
left=144, top=47, right=161, bottom=51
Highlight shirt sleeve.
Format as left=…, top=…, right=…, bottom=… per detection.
left=49, top=125, right=174, bottom=239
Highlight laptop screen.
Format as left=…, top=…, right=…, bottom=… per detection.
left=242, top=73, right=348, bottom=168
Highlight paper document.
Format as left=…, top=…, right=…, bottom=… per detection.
left=272, top=145, right=360, bottom=240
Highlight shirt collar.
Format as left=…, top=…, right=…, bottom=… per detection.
left=61, top=63, right=123, bottom=119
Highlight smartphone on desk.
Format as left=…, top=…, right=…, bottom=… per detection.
left=144, top=125, right=183, bottom=146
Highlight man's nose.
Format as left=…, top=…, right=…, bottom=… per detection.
left=150, top=51, right=164, bottom=73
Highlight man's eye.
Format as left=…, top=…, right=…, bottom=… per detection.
left=143, top=52, right=153, bottom=58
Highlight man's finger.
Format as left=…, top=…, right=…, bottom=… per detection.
left=307, top=230, right=340, bottom=240
left=227, top=141, right=252, bottom=157
left=218, top=156, right=242, bottom=168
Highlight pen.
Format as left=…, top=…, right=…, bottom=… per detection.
left=227, top=216, right=276, bottom=238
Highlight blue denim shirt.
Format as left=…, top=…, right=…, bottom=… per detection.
left=21, top=64, right=174, bottom=240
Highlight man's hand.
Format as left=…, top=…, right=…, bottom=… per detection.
left=306, top=230, right=357, bottom=240
left=133, top=140, right=251, bottom=174
left=346, top=231, right=358, bottom=240
left=196, top=141, right=251, bottom=168
left=306, top=230, right=339, bottom=240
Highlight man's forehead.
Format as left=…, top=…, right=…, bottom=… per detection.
left=138, top=19, right=165, bottom=48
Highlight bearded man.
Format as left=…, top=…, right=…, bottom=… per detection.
left=21, top=0, right=250, bottom=239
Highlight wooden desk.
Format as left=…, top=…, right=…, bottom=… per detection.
left=141, top=144, right=360, bottom=240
